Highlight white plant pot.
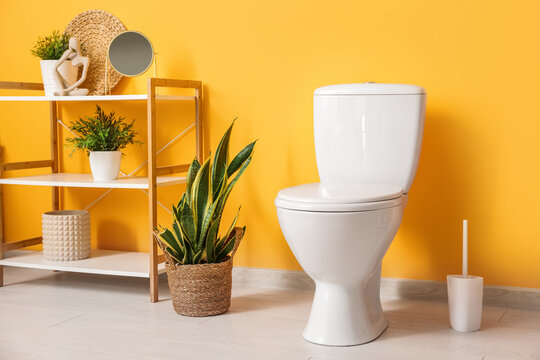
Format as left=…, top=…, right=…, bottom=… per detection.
left=40, top=60, right=78, bottom=96
left=89, top=151, right=122, bottom=181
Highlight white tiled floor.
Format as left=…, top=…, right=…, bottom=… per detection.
left=0, top=267, right=539, bottom=360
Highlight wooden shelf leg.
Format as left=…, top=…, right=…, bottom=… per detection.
left=0, top=147, right=4, bottom=287
left=195, top=85, right=203, bottom=161
left=148, top=79, right=158, bottom=303
left=50, top=101, right=60, bottom=273
left=50, top=101, right=59, bottom=211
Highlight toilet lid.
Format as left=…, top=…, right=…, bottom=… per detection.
left=275, top=183, right=404, bottom=212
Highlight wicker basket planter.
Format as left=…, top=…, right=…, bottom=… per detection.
left=42, top=210, right=91, bottom=261
left=158, top=227, right=244, bottom=317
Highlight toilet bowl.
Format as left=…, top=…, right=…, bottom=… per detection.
left=275, top=83, right=426, bottom=346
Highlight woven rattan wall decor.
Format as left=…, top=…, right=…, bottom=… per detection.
left=65, top=10, right=126, bottom=95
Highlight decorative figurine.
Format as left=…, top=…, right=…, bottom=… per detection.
left=53, top=37, right=89, bottom=96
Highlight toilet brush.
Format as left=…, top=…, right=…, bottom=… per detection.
left=447, top=220, right=484, bottom=332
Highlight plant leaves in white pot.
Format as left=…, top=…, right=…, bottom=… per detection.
left=66, top=106, right=140, bottom=181
left=89, top=151, right=122, bottom=181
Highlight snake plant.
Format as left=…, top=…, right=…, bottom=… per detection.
left=156, top=121, right=256, bottom=264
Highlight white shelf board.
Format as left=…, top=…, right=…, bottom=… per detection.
left=0, top=249, right=165, bottom=278
left=0, top=173, right=186, bottom=189
left=0, top=94, right=195, bottom=102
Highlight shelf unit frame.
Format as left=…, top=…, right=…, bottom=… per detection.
left=0, top=78, right=203, bottom=302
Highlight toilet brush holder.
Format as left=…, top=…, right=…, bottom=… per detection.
left=447, top=275, right=483, bottom=332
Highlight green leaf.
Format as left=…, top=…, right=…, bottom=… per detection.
left=223, top=207, right=240, bottom=246
left=215, top=233, right=237, bottom=262
left=211, top=121, right=234, bottom=198
left=175, top=220, right=196, bottom=264
left=173, top=193, right=186, bottom=222
left=212, top=172, right=228, bottom=203
left=171, top=221, right=186, bottom=249
left=199, top=171, right=228, bottom=245
left=205, top=218, right=221, bottom=263
left=165, top=248, right=184, bottom=264
left=198, top=200, right=217, bottom=248
left=185, top=158, right=200, bottom=205
left=214, top=207, right=240, bottom=253
left=227, top=140, right=257, bottom=177
left=191, top=157, right=211, bottom=250
left=216, top=152, right=253, bottom=219
left=157, top=227, right=184, bottom=261
left=179, top=201, right=195, bottom=245
left=192, top=249, right=204, bottom=264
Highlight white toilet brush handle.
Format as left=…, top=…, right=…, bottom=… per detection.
left=463, top=220, right=468, bottom=276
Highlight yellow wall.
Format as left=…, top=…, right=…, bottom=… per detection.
left=1, top=0, right=540, bottom=288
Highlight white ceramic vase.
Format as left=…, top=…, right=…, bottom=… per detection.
left=40, top=60, right=78, bottom=96
left=89, top=151, right=122, bottom=181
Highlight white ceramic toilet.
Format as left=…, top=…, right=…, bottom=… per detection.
left=275, top=83, right=426, bottom=346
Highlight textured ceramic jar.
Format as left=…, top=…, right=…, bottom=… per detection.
left=42, top=210, right=91, bottom=261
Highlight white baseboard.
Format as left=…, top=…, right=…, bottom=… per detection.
left=232, top=266, right=540, bottom=310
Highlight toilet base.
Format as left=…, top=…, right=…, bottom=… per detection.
left=302, top=273, right=388, bottom=346
left=303, top=322, right=388, bottom=347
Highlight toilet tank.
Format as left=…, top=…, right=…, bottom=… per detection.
left=314, top=83, right=426, bottom=193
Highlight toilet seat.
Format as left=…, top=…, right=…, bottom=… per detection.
left=275, top=183, right=404, bottom=212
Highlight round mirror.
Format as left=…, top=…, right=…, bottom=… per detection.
left=108, top=31, right=154, bottom=77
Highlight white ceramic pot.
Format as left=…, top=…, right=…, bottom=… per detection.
left=89, top=151, right=122, bottom=181
left=40, top=60, right=78, bottom=96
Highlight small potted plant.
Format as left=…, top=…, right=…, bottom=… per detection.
left=155, top=121, right=256, bottom=316
left=31, top=30, right=77, bottom=96
left=67, top=105, right=141, bottom=181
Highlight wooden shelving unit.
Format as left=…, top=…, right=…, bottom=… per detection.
left=0, top=78, right=203, bottom=302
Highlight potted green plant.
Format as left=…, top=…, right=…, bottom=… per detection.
left=155, top=121, right=256, bottom=316
left=66, top=105, right=141, bottom=181
left=31, top=30, right=77, bottom=96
